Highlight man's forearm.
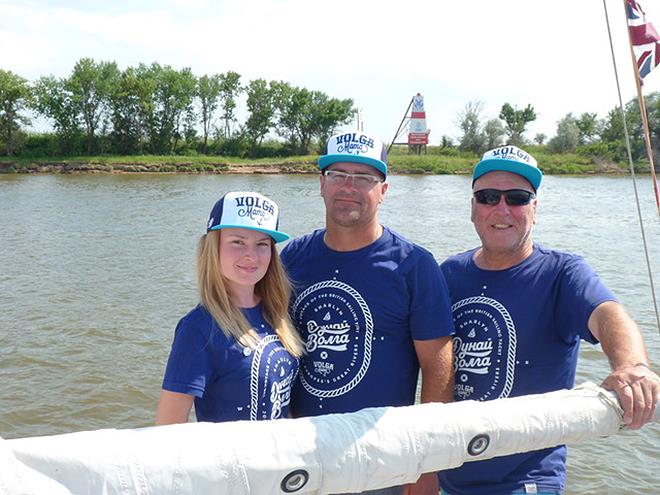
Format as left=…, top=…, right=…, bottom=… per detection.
left=415, top=336, right=454, bottom=403
left=589, top=301, right=649, bottom=369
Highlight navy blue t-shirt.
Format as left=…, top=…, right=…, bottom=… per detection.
left=162, top=304, right=299, bottom=422
left=438, top=245, right=616, bottom=495
left=281, top=227, right=454, bottom=416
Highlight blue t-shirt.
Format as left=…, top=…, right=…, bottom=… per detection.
left=281, top=227, right=454, bottom=416
left=438, top=245, right=616, bottom=495
left=162, top=304, right=299, bottom=422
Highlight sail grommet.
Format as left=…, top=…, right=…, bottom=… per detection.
left=281, top=469, right=309, bottom=492
left=467, top=434, right=490, bottom=456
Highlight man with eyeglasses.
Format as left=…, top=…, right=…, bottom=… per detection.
left=437, top=145, right=659, bottom=495
left=282, top=130, right=455, bottom=495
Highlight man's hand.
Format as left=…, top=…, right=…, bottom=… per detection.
left=601, top=363, right=660, bottom=429
left=403, top=472, right=439, bottom=495
left=589, top=302, right=659, bottom=429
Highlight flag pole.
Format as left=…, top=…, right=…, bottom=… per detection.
left=604, top=0, right=660, bottom=336
left=623, top=0, right=660, bottom=219
left=387, top=97, right=413, bottom=154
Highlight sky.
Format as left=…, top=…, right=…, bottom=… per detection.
left=1, top=0, right=660, bottom=146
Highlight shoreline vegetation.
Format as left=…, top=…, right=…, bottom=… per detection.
left=0, top=146, right=653, bottom=176
left=2, top=61, right=658, bottom=177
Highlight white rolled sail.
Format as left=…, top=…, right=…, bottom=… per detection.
left=1, top=383, right=656, bottom=495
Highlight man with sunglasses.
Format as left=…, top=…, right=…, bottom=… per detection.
left=438, top=145, right=659, bottom=495
left=282, top=130, right=455, bottom=495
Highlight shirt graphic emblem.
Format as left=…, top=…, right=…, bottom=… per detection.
left=292, top=280, right=373, bottom=398
left=452, top=296, right=517, bottom=401
left=249, top=334, right=296, bottom=420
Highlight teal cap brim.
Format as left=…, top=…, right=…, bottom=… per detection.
left=209, top=224, right=289, bottom=243
left=473, top=159, right=542, bottom=191
left=319, top=154, right=387, bottom=177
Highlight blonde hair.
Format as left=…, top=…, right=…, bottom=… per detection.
left=197, top=230, right=304, bottom=357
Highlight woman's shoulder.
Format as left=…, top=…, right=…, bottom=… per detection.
left=179, top=304, right=213, bottom=326
left=175, top=304, right=227, bottom=343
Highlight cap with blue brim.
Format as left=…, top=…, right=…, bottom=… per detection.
left=472, top=145, right=543, bottom=191
left=206, top=191, right=289, bottom=243
left=319, top=131, right=388, bottom=177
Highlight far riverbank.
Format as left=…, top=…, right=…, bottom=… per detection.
left=0, top=149, right=651, bottom=175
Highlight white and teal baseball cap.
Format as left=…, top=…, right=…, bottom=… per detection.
left=206, top=191, right=289, bottom=243
left=472, top=145, right=543, bottom=191
left=319, top=131, right=388, bottom=177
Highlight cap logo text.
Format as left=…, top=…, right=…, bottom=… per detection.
left=335, top=132, right=374, bottom=155
left=234, top=195, right=275, bottom=225
left=491, top=146, right=530, bottom=163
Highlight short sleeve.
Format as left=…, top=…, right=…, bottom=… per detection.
left=556, top=255, right=617, bottom=344
left=162, top=315, right=216, bottom=397
left=280, top=241, right=294, bottom=268
left=407, top=250, right=455, bottom=340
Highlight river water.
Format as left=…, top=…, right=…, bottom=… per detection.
left=1, top=173, right=659, bottom=493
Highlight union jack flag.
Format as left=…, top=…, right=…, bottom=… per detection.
left=626, top=0, right=660, bottom=83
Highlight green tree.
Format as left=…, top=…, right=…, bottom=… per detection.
left=135, top=63, right=196, bottom=154
left=133, top=64, right=160, bottom=153
left=272, top=81, right=308, bottom=152
left=599, top=107, right=624, bottom=143
left=182, top=106, right=197, bottom=148
left=625, top=93, right=660, bottom=165
left=483, top=118, right=506, bottom=150
left=272, top=82, right=354, bottom=154
left=456, top=100, right=486, bottom=153
left=534, top=133, right=547, bottom=145
left=646, top=91, right=660, bottom=133
left=499, top=103, right=536, bottom=146
left=109, top=66, right=149, bottom=154
left=642, top=91, right=660, bottom=166
left=32, top=75, right=81, bottom=154
left=272, top=82, right=310, bottom=153
left=548, top=113, right=580, bottom=153
left=67, top=58, right=119, bottom=154
left=0, top=69, right=31, bottom=155
left=162, top=66, right=197, bottom=153
left=313, top=95, right=355, bottom=153
left=575, top=112, right=599, bottom=145
left=197, top=74, right=222, bottom=153
left=441, top=135, right=454, bottom=148
left=244, top=79, right=275, bottom=151
left=219, top=71, right=242, bottom=139
left=599, top=101, right=644, bottom=161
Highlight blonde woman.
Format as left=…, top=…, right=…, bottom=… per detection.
left=156, top=191, right=303, bottom=425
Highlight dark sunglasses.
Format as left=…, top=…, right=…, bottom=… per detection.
left=473, top=188, right=536, bottom=206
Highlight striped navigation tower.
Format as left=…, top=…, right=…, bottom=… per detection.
left=388, top=93, right=431, bottom=154
left=408, top=93, right=429, bottom=153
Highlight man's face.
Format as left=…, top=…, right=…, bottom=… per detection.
left=320, top=162, right=388, bottom=228
left=471, top=170, right=537, bottom=258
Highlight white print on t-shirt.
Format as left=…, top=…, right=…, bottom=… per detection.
left=451, top=296, right=517, bottom=401
left=249, top=334, right=297, bottom=420
left=453, top=337, right=493, bottom=375
left=292, top=280, right=373, bottom=399
left=269, top=366, right=294, bottom=419
left=305, top=320, right=351, bottom=352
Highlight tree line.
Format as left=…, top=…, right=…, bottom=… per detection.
left=453, top=94, right=660, bottom=164
left=0, top=59, right=355, bottom=157
left=1, top=58, right=659, bottom=163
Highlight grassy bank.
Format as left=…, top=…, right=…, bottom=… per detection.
left=0, top=154, right=319, bottom=174
left=0, top=146, right=651, bottom=175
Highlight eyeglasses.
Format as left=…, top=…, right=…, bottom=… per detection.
left=323, top=169, right=384, bottom=189
left=473, top=188, right=536, bottom=206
